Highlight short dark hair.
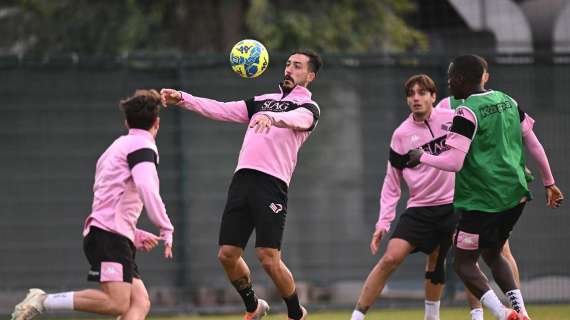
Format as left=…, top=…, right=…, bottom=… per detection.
left=474, top=54, right=488, bottom=72
left=119, top=89, right=161, bottom=130
left=404, top=74, right=437, bottom=97
left=292, top=49, right=323, bottom=74
left=451, top=55, right=486, bottom=86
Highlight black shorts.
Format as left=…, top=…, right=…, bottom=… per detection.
left=83, top=226, right=140, bottom=283
left=390, top=204, right=458, bottom=254
left=454, top=202, right=525, bottom=250
left=219, top=169, right=288, bottom=250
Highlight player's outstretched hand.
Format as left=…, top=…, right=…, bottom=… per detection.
left=140, top=237, right=159, bottom=252
left=545, top=184, right=564, bottom=208
left=164, top=243, right=173, bottom=259
left=406, top=148, right=423, bottom=168
left=370, top=229, right=386, bottom=255
left=134, top=229, right=160, bottom=252
left=249, top=114, right=273, bottom=133
left=160, top=88, right=182, bottom=107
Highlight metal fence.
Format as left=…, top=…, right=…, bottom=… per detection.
left=1, top=54, right=569, bottom=314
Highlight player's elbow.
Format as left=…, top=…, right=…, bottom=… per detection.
left=449, top=160, right=464, bottom=172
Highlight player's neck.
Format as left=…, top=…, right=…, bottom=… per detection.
left=462, top=85, right=486, bottom=99
left=412, top=109, right=432, bottom=122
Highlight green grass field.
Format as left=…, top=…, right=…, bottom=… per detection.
left=146, top=305, right=569, bottom=320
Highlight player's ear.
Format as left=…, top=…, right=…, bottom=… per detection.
left=154, top=117, right=161, bottom=130
left=307, top=71, right=316, bottom=83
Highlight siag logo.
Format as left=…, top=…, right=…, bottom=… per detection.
left=269, top=202, right=283, bottom=214
left=261, top=100, right=291, bottom=112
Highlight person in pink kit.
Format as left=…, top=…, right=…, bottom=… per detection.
left=11, top=89, right=174, bottom=320
left=350, top=74, right=457, bottom=320
left=161, top=49, right=322, bottom=320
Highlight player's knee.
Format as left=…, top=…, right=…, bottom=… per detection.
left=425, top=269, right=445, bottom=285
left=379, top=253, right=402, bottom=271
left=256, top=249, right=279, bottom=272
left=132, top=293, right=151, bottom=315
left=110, top=298, right=131, bottom=316
left=217, top=248, right=239, bottom=267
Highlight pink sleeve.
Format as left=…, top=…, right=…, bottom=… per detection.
left=131, top=162, right=174, bottom=246
left=445, top=107, right=477, bottom=153
left=523, top=129, right=555, bottom=186
left=520, top=112, right=535, bottom=136
left=420, top=147, right=467, bottom=172
left=258, top=108, right=315, bottom=131
left=375, top=162, right=402, bottom=232
left=178, top=91, right=249, bottom=123
left=134, top=228, right=159, bottom=250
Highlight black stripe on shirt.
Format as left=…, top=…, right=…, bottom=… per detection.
left=389, top=148, right=409, bottom=170
left=245, top=98, right=256, bottom=119
left=449, top=116, right=476, bottom=139
left=518, top=106, right=526, bottom=122
left=127, top=148, right=157, bottom=170
left=301, top=103, right=320, bottom=131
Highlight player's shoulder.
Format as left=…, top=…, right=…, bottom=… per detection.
left=392, top=115, right=414, bottom=139
left=494, top=90, right=518, bottom=106
left=123, top=133, right=158, bottom=155
left=253, top=92, right=280, bottom=101
left=435, top=97, right=451, bottom=109
left=301, top=100, right=320, bottom=115
left=433, top=105, right=455, bottom=120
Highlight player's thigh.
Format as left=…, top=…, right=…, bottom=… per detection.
left=100, top=281, right=132, bottom=308
left=497, top=202, right=526, bottom=242
left=250, top=173, right=288, bottom=250
left=129, top=278, right=150, bottom=309
left=218, top=172, right=255, bottom=248
left=390, top=206, right=442, bottom=254
left=454, top=210, right=500, bottom=250
left=383, top=238, right=415, bottom=264
left=83, top=226, right=138, bottom=283
left=426, top=246, right=441, bottom=270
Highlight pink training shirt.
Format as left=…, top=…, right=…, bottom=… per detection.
left=83, top=129, right=174, bottom=246
left=178, top=84, right=320, bottom=185
left=376, top=107, right=456, bottom=232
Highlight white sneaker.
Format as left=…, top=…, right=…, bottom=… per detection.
left=244, top=299, right=270, bottom=320
left=11, top=289, right=46, bottom=320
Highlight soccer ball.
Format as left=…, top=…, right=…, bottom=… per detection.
left=229, top=39, right=269, bottom=78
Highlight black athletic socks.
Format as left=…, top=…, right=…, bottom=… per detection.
left=283, top=291, right=303, bottom=319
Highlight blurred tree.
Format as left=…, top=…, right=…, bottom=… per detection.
left=0, top=0, right=176, bottom=56
left=246, top=0, right=428, bottom=53
left=0, top=0, right=426, bottom=56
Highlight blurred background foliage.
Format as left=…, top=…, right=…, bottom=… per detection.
left=0, top=0, right=427, bottom=56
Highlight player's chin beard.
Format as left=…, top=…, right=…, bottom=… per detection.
left=281, top=77, right=296, bottom=92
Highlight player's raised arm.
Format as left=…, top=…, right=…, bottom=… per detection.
left=160, top=88, right=249, bottom=123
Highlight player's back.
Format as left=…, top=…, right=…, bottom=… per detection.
left=454, top=90, right=529, bottom=212
left=85, top=129, right=158, bottom=239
